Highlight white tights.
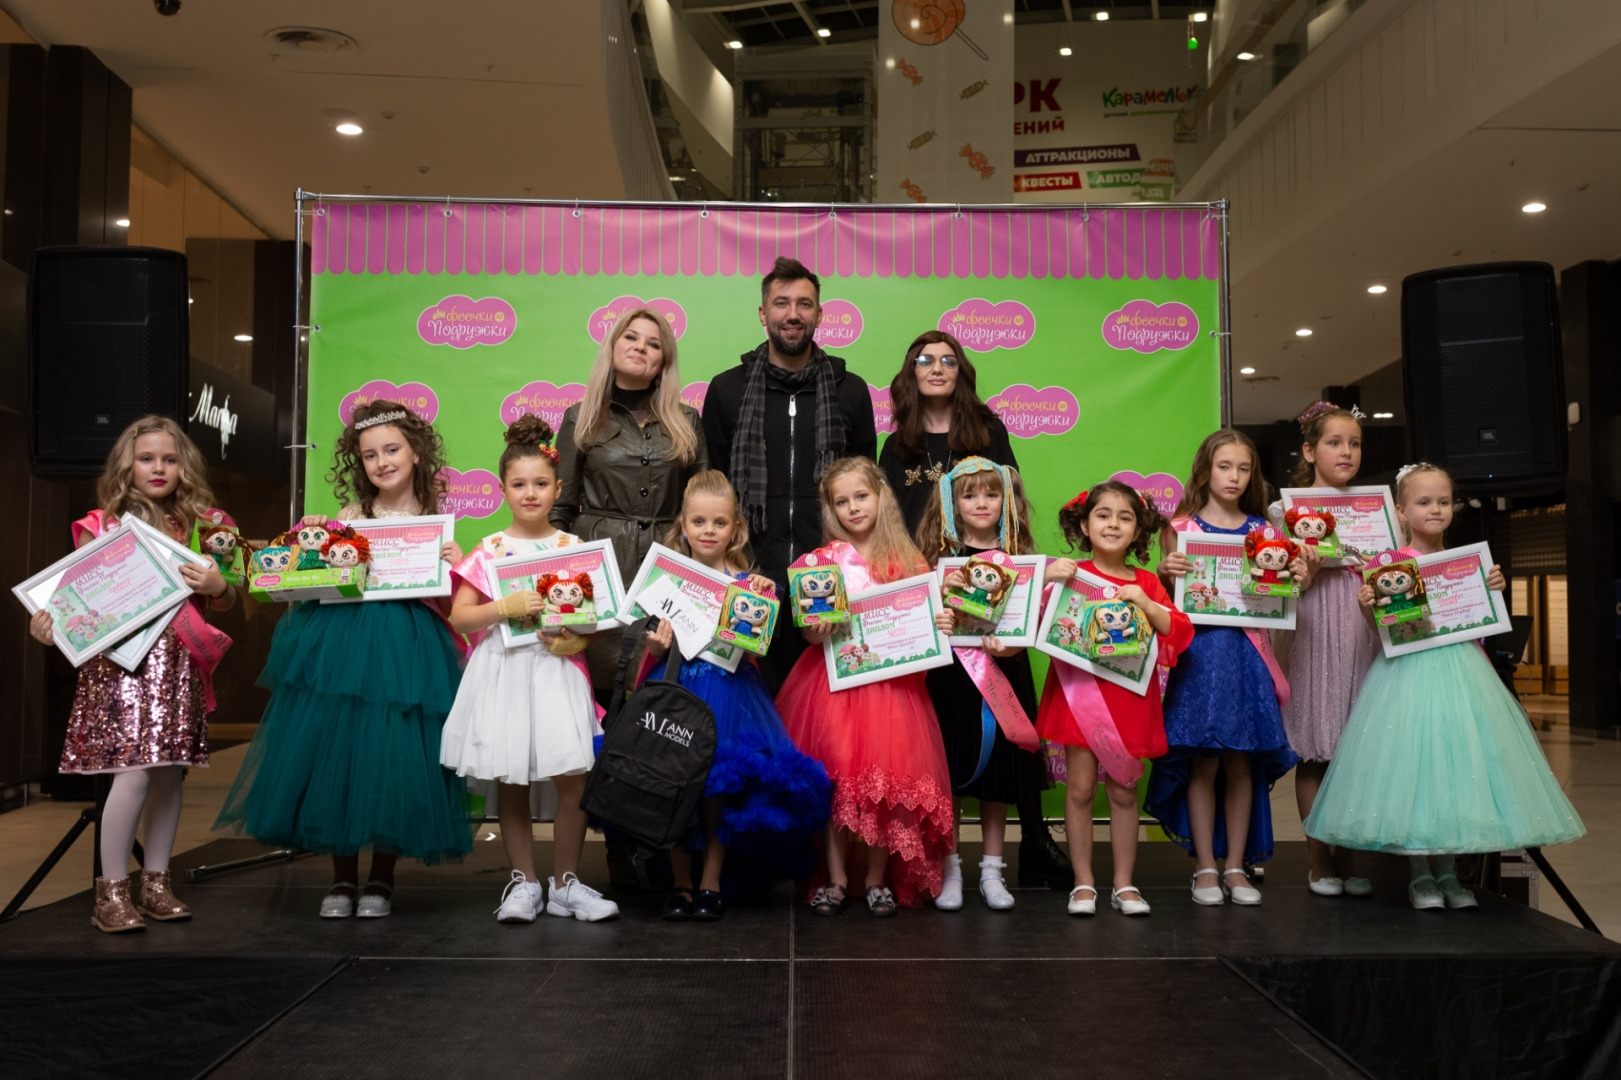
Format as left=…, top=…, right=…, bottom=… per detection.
left=99, top=766, right=185, bottom=878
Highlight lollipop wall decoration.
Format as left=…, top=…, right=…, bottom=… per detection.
left=893, top=0, right=989, bottom=61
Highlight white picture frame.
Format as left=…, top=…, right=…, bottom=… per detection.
left=1034, top=565, right=1160, bottom=697
left=1377, top=542, right=1511, bottom=658
left=322, top=514, right=456, bottom=603
left=935, top=554, right=1045, bottom=647
left=105, top=517, right=217, bottom=672
left=1171, top=531, right=1295, bottom=631
left=822, top=572, right=953, bottom=691
left=1278, top=486, right=1398, bottom=567
left=490, top=538, right=626, bottom=647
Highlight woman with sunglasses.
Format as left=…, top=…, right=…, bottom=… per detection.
left=877, top=329, right=1073, bottom=892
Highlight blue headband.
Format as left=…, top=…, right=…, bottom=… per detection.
left=938, top=456, right=1020, bottom=553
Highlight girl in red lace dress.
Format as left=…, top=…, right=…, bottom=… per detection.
left=1036, top=481, right=1194, bottom=918
left=777, top=457, right=954, bottom=916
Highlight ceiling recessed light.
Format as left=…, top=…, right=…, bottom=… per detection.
left=1237, top=51, right=1257, bottom=61
left=1521, top=201, right=1546, bottom=213
left=1059, top=46, right=1072, bottom=56
left=1192, top=11, right=1209, bottom=21
left=188, top=298, right=194, bottom=304
left=1295, top=328, right=1313, bottom=337
left=1367, top=284, right=1388, bottom=294
left=1372, top=412, right=1394, bottom=420
left=335, top=122, right=363, bottom=136
left=114, top=218, right=130, bottom=227
left=725, top=40, right=742, bottom=49
left=1095, top=11, right=1109, bottom=20
left=816, top=26, right=831, bottom=37
left=234, top=333, right=253, bottom=342
left=1240, top=366, right=1256, bottom=375
left=668, top=176, right=684, bottom=183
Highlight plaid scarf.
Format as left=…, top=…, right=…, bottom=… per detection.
left=730, top=342, right=844, bottom=531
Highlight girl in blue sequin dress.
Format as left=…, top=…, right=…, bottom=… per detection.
left=216, top=401, right=471, bottom=919
left=1150, top=430, right=1300, bottom=907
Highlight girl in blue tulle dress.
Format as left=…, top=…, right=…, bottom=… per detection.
left=216, top=401, right=471, bottom=918
left=1151, top=430, right=1300, bottom=908
left=1304, top=464, right=1584, bottom=911
left=640, top=471, right=832, bottom=921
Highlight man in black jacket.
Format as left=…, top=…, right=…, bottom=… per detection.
left=704, top=256, right=877, bottom=691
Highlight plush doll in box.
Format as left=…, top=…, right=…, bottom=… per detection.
left=943, top=551, right=1017, bottom=624
left=1283, top=506, right=1340, bottom=557
left=536, top=569, right=595, bottom=629
left=321, top=532, right=372, bottom=569
left=253, top=545, right=296, bottom=574
left=1242, top=525, right=1301, bottom=598
left=717, top=583, right=780, bottom=655
left=1363, top=549, right=1429, bottom=625
left=1080, top=599, right=1150, bottom=658
left=788, top=551, right=848, bottom=627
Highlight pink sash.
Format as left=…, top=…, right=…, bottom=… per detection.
left=1037, top=570, right=1142, bottom=787
left=75, top=509, right=235, bottom=710
left=954, top=645, right=1038, bottom=751
left=1172, top=517, right=1291, bottom=709
left=451, top=543, right=602, bottom=721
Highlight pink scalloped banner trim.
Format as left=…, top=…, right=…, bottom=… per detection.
left=310, top=203, right=1220, bottom=281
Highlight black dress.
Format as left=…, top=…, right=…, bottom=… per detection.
left=879, top=417, right=1019, bottom=536
left=924, top=545, right=1038, bottom=804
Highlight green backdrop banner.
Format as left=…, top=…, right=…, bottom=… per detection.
left=303, top=200, right=1225, bottom=561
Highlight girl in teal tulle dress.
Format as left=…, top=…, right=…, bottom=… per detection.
left=216, top=401, right=471, bottom=918
left=1303, top=464, right=1584, bottom=911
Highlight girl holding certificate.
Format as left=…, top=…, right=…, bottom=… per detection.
left=1269, top=402, right=1380, bottom=897
left=915, top=457, right=1041, bottom=912
left=1035, top=482, right=1193, bottom=917
left=217, top=401, right=471, bottom=919
left=778, top=458, right=954, bottom=917
left=1304, top=464, right=1583, bottom=910
left=640, top=470, right=832, bottom=922
left=30, top=417, right=235, bottom=933
left=1151, top=430, right=1300, bottom=907
left=439, top=415, right=619, bottom=924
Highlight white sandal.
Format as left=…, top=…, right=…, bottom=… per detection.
left=1067, top=884, right=1098, bottom=916
left=1111, top=885, right=1151, bottom=916
left=1223, top=868, right=1262, bottom=906
left=319, top=882, right=357, bottom=919
left=1190, top=867, right=1223, bottom=906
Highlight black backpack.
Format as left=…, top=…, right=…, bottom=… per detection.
left=581, top=623, right=717, bottom=851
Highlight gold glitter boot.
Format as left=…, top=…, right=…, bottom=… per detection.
left=92, top=876, right=146, bottom=933
left=135, top=869, right=191, bottom=921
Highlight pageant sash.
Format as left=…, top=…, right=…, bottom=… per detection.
left=75, top=510, right=234, bottom=708
left=954, top=646, right=1039, bottom=752
left=1174, top=517, right=1290, bottom=709
left=1053, top=662, right=1142, bottom=787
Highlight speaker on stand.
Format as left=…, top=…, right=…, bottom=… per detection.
left=28, top=246, right=190, bottom=476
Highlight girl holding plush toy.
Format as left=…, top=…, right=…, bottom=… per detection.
left=216, top=400, right=470, bottom=919
left=1303, top=463, right=1583, bottom=909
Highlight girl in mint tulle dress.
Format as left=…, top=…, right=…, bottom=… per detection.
left=1303, top=464, right=1583, bottom=911
left=216, top=401, right=471, bottom=919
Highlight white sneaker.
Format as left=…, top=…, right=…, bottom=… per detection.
left=1067, top=884, right=1097, bottom=916
left=1190, top=867, right=1224, bottom=906
left=546, top=873, right=619, bottom=922
left=1223, top=868, right=1262, bottom=906
left=979, top=857, right=1015, bottom=910
left=495, top=869, right=543, bottom=923
left=935, top=853, right=964, bottom=911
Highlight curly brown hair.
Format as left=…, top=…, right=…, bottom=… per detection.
left=1058, top=480, right=1163, bottom=565
left=327, top=400, right=448, bottom=515
left=500, top=414, right=559, bottom=481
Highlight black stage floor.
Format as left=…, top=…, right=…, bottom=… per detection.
left=4, top=838, right=1617, bottom=1079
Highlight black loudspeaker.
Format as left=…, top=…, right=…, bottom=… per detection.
left=29, top=246, right=190, bottom=475
left=1401, top=261, right=1566, bottom=494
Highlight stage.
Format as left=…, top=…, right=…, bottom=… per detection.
left=3, top=838, right=1618, bottom=1080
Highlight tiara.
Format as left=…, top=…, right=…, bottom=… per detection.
left=354, top=409, right=409, bottom=431
left=1394, top=462, right=1439, bottom=485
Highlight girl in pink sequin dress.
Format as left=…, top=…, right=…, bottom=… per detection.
left=28, top=417, right=237, bottom=933
left=777, top=457, right=954, bottom=916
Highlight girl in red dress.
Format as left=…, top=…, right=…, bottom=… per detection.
left=1037, top=481, right=1193, bottom=918
left=777, top=457, right=955, bottom=916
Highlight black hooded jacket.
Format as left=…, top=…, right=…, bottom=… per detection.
left=703, top=344, right=878, bottom=587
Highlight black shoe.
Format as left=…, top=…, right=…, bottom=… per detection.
left=662, top=889, right=695, bottom=921
left=1017, top=833, right=1075, bottom=891
left=693, top=889, right=725, bottom=921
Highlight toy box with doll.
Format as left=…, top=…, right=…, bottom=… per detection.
left=942, top=550, right=1018, bottom=625
left=1241, top=525, right=1301, bottom=598
left=1077, top=596, right=1152, bottom=658
left=714, top=583, right=780, bottom=656
left=1363, top=549, right=1430, bottom=625
left=536, top=569, right=597, bottom=630
left=1283, top=505, right=1343, bottom=560
left=787, top=551, right=848, bottom=627
left=191, top=511, right=246, bottom=586
left=248, top=520, right=371, bottom=602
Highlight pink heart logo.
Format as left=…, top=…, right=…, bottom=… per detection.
left=417, top=295, right=517, bottom=349
left=437, top=467, right=503, bottom=519
left=587, top=296, right=688, bottom=344
left=500, top=381, right=587, bottom=430
left=1109, top=470, right=1184, bottom=518
left=869, top=384, right=895, bottom=435
left=1101, top=300, right=1199, bottom=353
left=339, top=380, right=439, bottom=425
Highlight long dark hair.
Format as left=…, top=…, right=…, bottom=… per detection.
left=886, top=330, right=997, bottom=462
left=328, top=400, right=448, bottom=516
